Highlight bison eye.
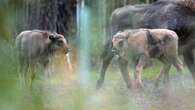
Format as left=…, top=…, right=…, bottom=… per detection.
left=119, top=41, right=123, bottom=47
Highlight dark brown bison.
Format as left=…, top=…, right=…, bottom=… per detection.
left=16, top=30, right=70, bottom=86
left=112, top=29, right=183, bottom=88
left=97, top=0, right=195, bottom=89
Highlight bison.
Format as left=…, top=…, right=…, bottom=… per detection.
left=16, top=30, right=70, bottom=86
left=112, top=29, right=183, bottom=88
left=97, top=0, right=195, bottom=89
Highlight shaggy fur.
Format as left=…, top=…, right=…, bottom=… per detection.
left=16, top=30, right=69, bottom=86
left=112, top=29, right=183, bottom=88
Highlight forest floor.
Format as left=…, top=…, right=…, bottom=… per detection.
left=19, top=70, right=195, bottom=110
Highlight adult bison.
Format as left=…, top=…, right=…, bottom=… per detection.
left=16, top=30, right=70, bottom=86
left=97, top=0, right=195, bottom=89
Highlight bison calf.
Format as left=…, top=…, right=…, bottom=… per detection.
left=112, top=29, right=183, bottom=88
left=16, top=30, right=70, bottom=86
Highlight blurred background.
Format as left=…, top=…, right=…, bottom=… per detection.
left=1, top=0, right=195, bottom=110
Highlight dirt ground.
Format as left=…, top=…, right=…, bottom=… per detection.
left=17, top=54, right=195, bottom=110
left=23, top=73, right=195, bottom=110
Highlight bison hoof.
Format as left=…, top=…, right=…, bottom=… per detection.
left=134, top=81, right=144, bottom=89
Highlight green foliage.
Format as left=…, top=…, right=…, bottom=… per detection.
left=0, top=40, right=20, bottom=110
left=0, top=40, right=18, bottom=78
left=0, top=0, right=20, bottom=40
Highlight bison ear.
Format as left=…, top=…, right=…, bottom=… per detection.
left=49, top=35, right=55, bottom=40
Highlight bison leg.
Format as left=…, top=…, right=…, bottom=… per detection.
left=134, top=56, right=145, bottom=89
left=172, top=57, right=183, bottom=74
left=166, top=50, right=183, bottom=74
left=18, top=56, right=33, bottom=88
left=162, top=64, right=172, bottom=93
left=183, top=47, right=195, bottom=82
left=96, top=49, right=114, bottom=89
left=171, top=56, right=185, bottom=86
left=18, top=59, right=28, bottom=87
left=118, top=57, right=132, bottom=88
left=24, top=63, right=36, bottom=88
left=155, top=57, right=171, bottom=87
left=66, top=53, right=73, bottom=72
left=192, top=48, right=195, bottom=76
left=155, top=64, right=166, bottom=87
left=31, top=63, right=37, bottom=86
left=162, top=64, right=171, bottom=85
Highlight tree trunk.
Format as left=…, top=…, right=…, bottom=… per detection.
left=16, top=0, right=76, bottom=39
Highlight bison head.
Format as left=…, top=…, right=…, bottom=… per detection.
left=112, top=31, right=129, bottom=56
left=46, top=32, right=70, bottom=54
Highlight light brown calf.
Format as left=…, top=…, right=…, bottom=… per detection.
left=112, top=29, right=183, bottom=88
left=16, top=30, right=71, bottom=86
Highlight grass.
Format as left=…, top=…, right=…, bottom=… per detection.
left=92, top=59, right=189, bottom=82
left=0, top=40, right=21, bottom=110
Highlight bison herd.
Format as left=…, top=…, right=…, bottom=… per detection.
left=16, top=0, right=195, bottom=89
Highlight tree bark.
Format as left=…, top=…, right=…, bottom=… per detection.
left=16, top=0, right=76, bottom=39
